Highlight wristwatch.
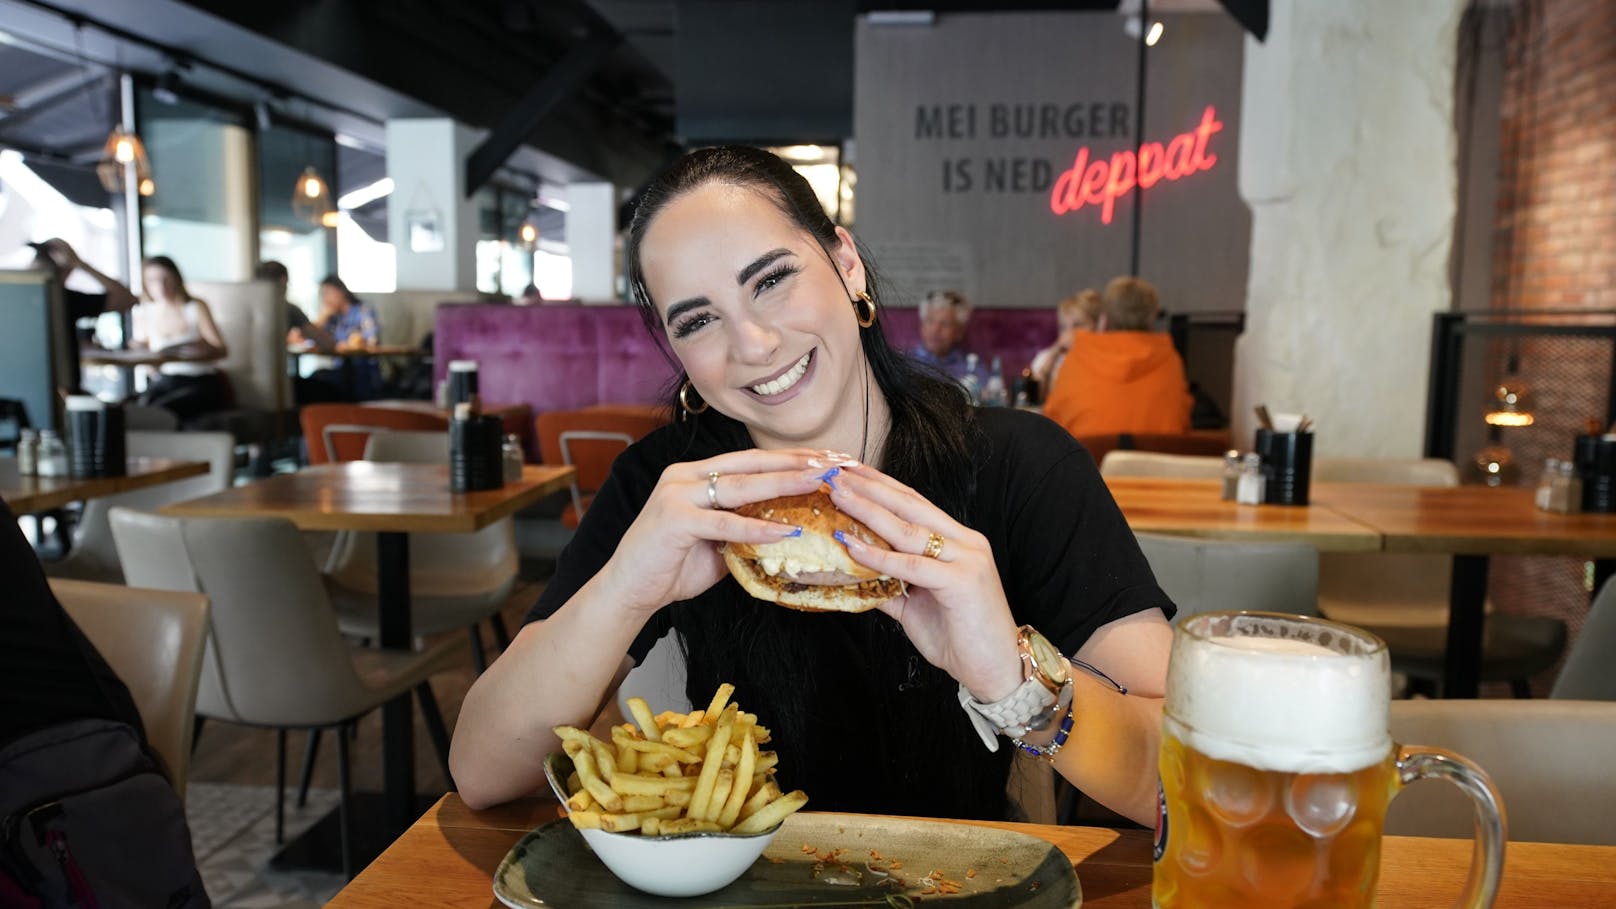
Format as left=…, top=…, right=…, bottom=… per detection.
left=958, top=625, right=1074, bottom=751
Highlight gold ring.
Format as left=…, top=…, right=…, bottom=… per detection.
left=922, top=532, right=945, bottom=559
left=707, top=472, right=721, bottom=508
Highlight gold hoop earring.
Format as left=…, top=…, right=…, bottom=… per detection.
left=853, top=290, right=877, bottom=328
left=678, top=379, right=709, bottom=415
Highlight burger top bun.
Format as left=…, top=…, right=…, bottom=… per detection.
left=726, top=490, right=887, bottom=582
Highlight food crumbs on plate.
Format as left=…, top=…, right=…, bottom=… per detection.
left=966, top=869, right=978, bottom=879
left=768, top=856, right=785, bottom=865
left=869, top=849, right=884, bottom=861
left=801, top=843, right=818, bottom=854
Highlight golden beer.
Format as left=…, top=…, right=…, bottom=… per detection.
left=1153, top=613, right=1505, bottom=909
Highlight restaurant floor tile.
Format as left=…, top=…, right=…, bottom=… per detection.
left=187, top=783, right=344, bottom=907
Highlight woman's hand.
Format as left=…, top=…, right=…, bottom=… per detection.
left=596, top=448, right=837, bottom=618
left=826, top=465, right=1024, bottom=702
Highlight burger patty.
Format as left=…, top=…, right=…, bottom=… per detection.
left=752, top=564, right=904, bottom=599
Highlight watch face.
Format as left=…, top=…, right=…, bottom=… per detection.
left=1026, top=629, right=1070, bottom=685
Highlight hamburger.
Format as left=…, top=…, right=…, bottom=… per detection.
left=722, top=489, right=906, bottom=613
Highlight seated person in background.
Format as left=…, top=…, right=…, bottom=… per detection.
left=257, top=260, right=335, bottom=350
left=1029, top=289, right=1102, bottom=396
left=304, top=275, right=382, bottom=401
left=518, top=283, right=545, bottom=305
left=1042, top=276, right=1191, bottom=438
left=28, top=239, right=137, bottom=393
left=910, top=289, right=989, bottom=386
left=130, top=256, right=230, bottom=422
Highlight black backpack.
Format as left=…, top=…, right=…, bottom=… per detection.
left=0, top=718, right=209, bottom=908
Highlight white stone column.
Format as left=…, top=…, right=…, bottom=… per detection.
left=1233, top=0, right=1467, bottom=457
left=566, top=182, right=617, bottom=302
left=386, top=119, right=481, bottom=291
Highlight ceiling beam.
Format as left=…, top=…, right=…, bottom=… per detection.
left=464, top=28, right=621, bottom=196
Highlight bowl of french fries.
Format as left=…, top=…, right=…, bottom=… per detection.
left=545, top=684, right=810, bottom=897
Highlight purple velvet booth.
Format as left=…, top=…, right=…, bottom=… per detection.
left=432, top=303, right=1060, bottom=417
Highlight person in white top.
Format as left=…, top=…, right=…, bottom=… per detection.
left=129, top=256, right=229, bottom=421
left=1028, top=289, right=1101, bottom=399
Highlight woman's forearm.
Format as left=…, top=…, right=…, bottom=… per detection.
left=450, top=571, right=653, bottom=809
left=1050, top=677, right=1164, bottom=826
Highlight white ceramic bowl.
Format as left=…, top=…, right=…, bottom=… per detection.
left=544, top=752, right=780, bottom=897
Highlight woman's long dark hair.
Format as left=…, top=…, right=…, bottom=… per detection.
left=622, top=146, right=1011, bottom=820
left=141, top=255, right=192, bottom=302
left=319, top=274, right=361, bottom=308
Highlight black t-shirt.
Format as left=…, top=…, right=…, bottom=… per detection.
left=0, top=500, right=145, bottom=748
left=526, top=407, right=1173, bottom=820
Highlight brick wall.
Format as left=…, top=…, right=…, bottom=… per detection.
left=1486, top=0, right=1615, bottom=696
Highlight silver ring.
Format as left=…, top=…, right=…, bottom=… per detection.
left=707, top=471, right=721, bottom=509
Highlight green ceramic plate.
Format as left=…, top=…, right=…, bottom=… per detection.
left=493, top=811, right=1081, bottom=908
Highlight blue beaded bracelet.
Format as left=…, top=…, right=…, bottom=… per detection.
left=1014, top=703, right=1076, bottom=760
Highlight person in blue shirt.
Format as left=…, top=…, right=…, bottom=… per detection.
left=306, top=275, right=383, bottom=400
left=910, top=289, right=989, bottom=389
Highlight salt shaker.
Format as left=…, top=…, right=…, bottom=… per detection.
left=36, top=430, right=68, bottom=477
left=1236, top=452, right=1265, bottom=505
left=1551, top=461, right=1581, bottom=515
left=1535, top=459, right=1559, bottom=511
left=1221, top=450, right=1241, bottom=501
left=502, top=433, right=524, bottom=485
left=16, top=428, right=39, bottom=476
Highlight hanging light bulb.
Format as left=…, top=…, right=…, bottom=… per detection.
left=97, top=125, right=154, bottom=193
left=138, top=177, right=156, bottom=197
left=519, top=222, right=538, bottom=246
left=291, top=165, right=335, bottom=226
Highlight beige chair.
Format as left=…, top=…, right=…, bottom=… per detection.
left=186, top=280, right=288, bottom=450
left=46, top=430, right=235, bottom=583
left=109, top=507, right=461, bottom=878
left=1135, top=533, right=1320, bottom=622
left=49, top=578, right=209, bottom=800
left=1099, top=450, right=1224, bottom=479
left=1386, top=699, right=1616, bottom=845
left=1313, top=458, right=1566, bottom=697
left=1550, top=577, right=1616, bottom=700
left=322, top=430, right=519, bottom=670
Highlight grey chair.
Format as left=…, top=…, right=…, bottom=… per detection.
left=1387, top=699, right=1616, bottom=845
left=50, top=578, right=210, bottom=800
left=1099, top=450, right=1224, bottom=479
left=1313, top=457, right=1566, bottom=697
left=1550, top=577, right=1616, bottom=700
left=45, top=430, right=235, bottom=583
left=109, top=507, right=461, bottom=878
left=1134, top=533, right=1320, bottom=622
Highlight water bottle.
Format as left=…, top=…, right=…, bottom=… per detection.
left=1221, top=450, right=1242, bottom=501
left=960, top=353, right=982, bottom=404
left=982, top=357, right=1008, bottom=407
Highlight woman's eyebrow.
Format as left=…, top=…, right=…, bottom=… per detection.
left=664, top=296, right=709, bottom=327
left=736, top=248, right=792, bottom=286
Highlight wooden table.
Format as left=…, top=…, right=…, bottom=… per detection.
left=1103, top=476, right=1616, bottom=698
left=80, top=347, right=197, bottom=399
left=163, top=462, right=574, bottom=839
left=1106, top=477, right=1382, bottom=552
left=1, top=456, right=210, bottom=513
left=325, top=795, right=1616, bottom=908
left=1312, top=483, right=1616, bottom=697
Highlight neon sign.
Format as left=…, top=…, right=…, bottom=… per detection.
left=1049, top=106, right=1224, bottom=224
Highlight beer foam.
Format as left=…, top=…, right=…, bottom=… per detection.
left=1165, top=620, right=1391, bottom=774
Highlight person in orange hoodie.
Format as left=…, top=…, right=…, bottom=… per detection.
left=1043, top=276, right=1192, bottom=438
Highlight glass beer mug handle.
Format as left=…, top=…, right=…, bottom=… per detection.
left=1395, top=745, right=1506, bottom=909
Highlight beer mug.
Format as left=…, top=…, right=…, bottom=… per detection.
left=1153, top=612, right=1504, bottom=909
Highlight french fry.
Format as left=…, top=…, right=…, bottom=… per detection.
left=661, top=725, right=713, bottom=749
left=679, top=709, right=705, bottom=728
left=737, top=780, right=782, bottom=822
left=614, top=738, right=702, bottom=762
left=620, top=794, right=666, bottom=813
left=641, top=817, right=662, bottom=836
left=569, top=810, right=603, bottom=829
left=610, top=772, right=698, bottom=796
left=704, top=683, right=736, bottom=722
left=665, top=789, right=691, bottom=807
left=705, top=769, right=735, bottom=822
left=571, top=747, right=623, bottom=812
left=653, top=710, right=685, bottom=728
left=598, top=806, right=681, bottom=833
left=663, top=763, right=684, bottom=779
left=687, top=705, right=737, bottom=821
left=589, top=740, right=617, bottom=783
left=626, top=697, right=662, bottom=742
left=566, top=788, right=595, bottom=812
left=717, top=730, right=756, bottom=828
left=755, top=751, right=779, bottom=772
left=661, top=818, right=723, bottom=835
left=731, top=789, right=808, bottom=835
left=638, top=752, right=675, bottom=773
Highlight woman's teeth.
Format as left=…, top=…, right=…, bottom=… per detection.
left=750, top=352, right=811, bottom=396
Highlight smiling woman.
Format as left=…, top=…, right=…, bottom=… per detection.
left=450, top=146, right=1177, bottom=828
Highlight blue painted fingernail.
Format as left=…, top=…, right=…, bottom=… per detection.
left=787, top=526, right=803, bottom=537
left=818, top=467, right=841, bottom=488
left=833, top=529, right=847, bottom=545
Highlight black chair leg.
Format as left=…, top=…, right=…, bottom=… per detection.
left=416, top=681, right=454, bottom=791
left=275, top=729, right=287, bottom=845
left=467, top=626, right=488, bottom=674
left=191, top=716, right=206, bottom=754
left=297, top=729, right=322, bottom=808
left=336, top=722, right=354, bottom=881
left=489, top=614, right=511, bottom=651
left=1511, top=678, right=1534, bottom=699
